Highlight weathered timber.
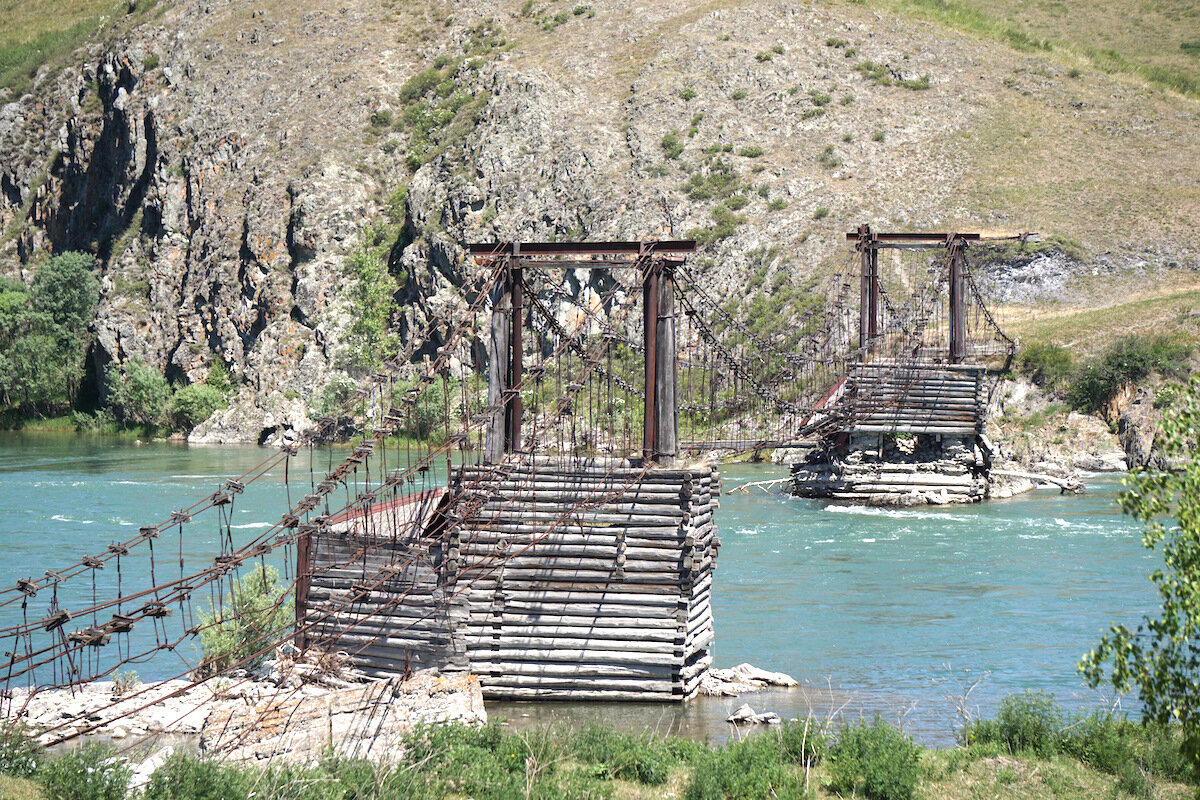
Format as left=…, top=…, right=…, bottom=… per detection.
left=457, top=456, right=719, bottom=701
left=302, top=456, right=719, bottom=702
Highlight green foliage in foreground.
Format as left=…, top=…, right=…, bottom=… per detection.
left=197, top=565, right=293, bottom=677
left=0, top=723, right=43, bottom=779
left=38, top=743, right=128, bottom=800
left=1081, top=376, right=1200, bottom=774
left=686, top=719, right=823, bottom=800
left=1, top=700, right=1197, bottom=800
left=966, top=691, right=1195, bottom=792
left=826, top=717, right=922, bottom=800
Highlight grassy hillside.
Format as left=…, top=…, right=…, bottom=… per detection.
left=882, top=0, right=1200, bottom=97
left=2, top=0, right=1197, bottom=398
left=0, top=0, right=112, bottom=97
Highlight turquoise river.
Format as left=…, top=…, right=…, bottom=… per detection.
left=0, top=433, right=1159, bottom=745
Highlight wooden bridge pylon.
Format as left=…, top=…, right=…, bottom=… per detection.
left=469, top=240, right=696, bottom=467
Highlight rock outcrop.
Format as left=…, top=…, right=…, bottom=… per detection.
left=6, top=668, right=485, bottom=764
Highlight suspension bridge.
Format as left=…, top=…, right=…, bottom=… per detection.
left=0, top=228, right=1017, bottom=758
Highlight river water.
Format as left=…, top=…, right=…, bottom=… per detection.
left=0, top=433, right=1158, bottom=745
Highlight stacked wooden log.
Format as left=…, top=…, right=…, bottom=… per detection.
left=452, top=457, right=720, bottom=701
left=305, top=490, right=470, bottom=675
left=841, top=362, right=985, bottom=436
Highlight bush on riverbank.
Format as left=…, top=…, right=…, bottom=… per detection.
left=826, top=717, right=922, bottom=800
left=965, top=691, right=1196, bottom=791
left=196, top=565, right=293, bottom=677
left=0, top=252, right=98, bottom=417
left=1016, top=333, right=1193, bottom=416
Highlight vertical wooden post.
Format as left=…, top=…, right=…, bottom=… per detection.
left=507, top=250, right=523, bottom=452
left=655, top=263, right=678, bottom=465
left=295, top=525, right=312, bottom=650
left=949, top=237, right=966, bottom=364
left=858, top=224, right=870, bottom=353
left=869, top=244, right=880, bottom=341
left=642, top=251, right=659, bottom=462
left=484, top=267, right=511, bottom=463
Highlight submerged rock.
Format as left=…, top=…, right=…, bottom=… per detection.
left=726, top=703, right=782, bottom=725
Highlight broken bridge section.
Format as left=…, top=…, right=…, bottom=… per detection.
left=791, top=229, right=1018, bottom=504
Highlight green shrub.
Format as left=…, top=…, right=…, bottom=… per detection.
left=1056, top=714, right=1196, bottom=788
left=755, top=51, right=773, bottom=62
left=767, top=198, right=788, bottom=211
left=817, top=145, right=842, bottom=168
left=568, top=725, right=673, bottom=785
left=39, top=743, right=129, bottom=800
left=167, top=383, right=227, bottom=430
left=143, top=53, right=160, bottom=71
left=813, top=206, right=830, bottom=220
left=827, top=717, right=922, bottom=800
left=730, top=89, right=747, bottom=100
left=872, top=129, right=886, bottom=142
left=1017, top=341, right=1073, bottom=388
left=681, top=159, right=743, bottom=200
left=780, top=716, right=827, bottom=765
left=142, top=752, right=251, bottom=800
left=661, top=131, right=684, bottom=159
left=0, top=723, right=41, bottom=778
left=400, top=723, right=587, bottom=799
left=197, top=564, right=293, bottom=676
left=1058, top=712, right=1134, bottom=774
left=809, top=90, right=831, bottom=106
left=726, top=194, right=749, bottom=210
left=969, top=691, right=1063, bottom=756
left=679, top=87, right=697, bottom=101
left=689, top=204, right=746, bottom=247
left=205, top=359, right=232, bottom=395
left=399, top=66, right=443, bottom=103
left=312, top=374, right=357, bottom=418
left=737, top=146, right=763, bottom=158
left=1067, top=335, right=1192, bottom=413
left=684, top=732, right=805, bottom=800
left=105, top=357, right=170, bottom=427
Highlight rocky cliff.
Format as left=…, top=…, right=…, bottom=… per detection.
left=2, top=0, right=1197, bottom=442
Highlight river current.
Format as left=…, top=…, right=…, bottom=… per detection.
left=0, top=433, right=1157, bottom=744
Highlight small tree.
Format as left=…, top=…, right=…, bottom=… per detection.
left=342, top=242, right=399, bottom=373
left=1080, top=375, right=1200, bottom=770
left=30, top=251, right=98, bottom=334
left=167, top=383, right=226, bottom=430
left=105, top=357, right=169, bottom=427
left=198, top=564, right=293, bottom=677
